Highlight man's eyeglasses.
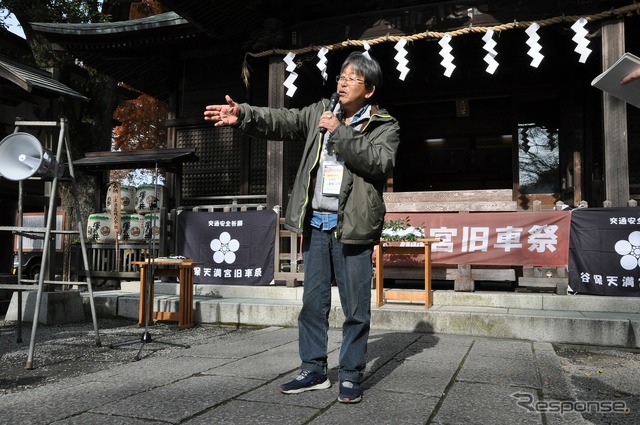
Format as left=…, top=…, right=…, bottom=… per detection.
left=336, top=75, right=365, bottom=85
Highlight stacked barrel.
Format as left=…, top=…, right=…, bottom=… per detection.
left=87, top=183, right=165, bottom=244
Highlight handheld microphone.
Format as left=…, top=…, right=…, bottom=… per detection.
left=320, top=92, right=339, bottom=134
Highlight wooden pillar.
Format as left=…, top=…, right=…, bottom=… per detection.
left=601, top=19, right=629, bottom=207
left=165, top=60, right=180, bottom=207
left=454, top=264, right=474, bottom=292
left=266, top=56, right=285, bottom=209
left=454, top=210, right=474, bottom=292
left=573, top=149, right=582, bottom=205
left=165, top=121, right=179, bottom=208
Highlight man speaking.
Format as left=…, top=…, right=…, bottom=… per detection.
left=204, top=51, right=400, bottom=404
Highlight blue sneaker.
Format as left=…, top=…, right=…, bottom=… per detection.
left=279, top=370, right=331, bottom=394
left=338, top=380, right=362, bottom=403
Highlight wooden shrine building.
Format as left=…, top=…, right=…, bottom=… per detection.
left=29, top=0, right=640, bottom=212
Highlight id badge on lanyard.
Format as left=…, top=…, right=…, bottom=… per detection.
left=322, top=163, right=344, bottom=195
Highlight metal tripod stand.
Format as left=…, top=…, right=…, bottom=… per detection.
left=108, top=163, right=189, bottom=360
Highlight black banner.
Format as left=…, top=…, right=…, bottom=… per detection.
left=176, top=210, right=276, bottom=285
left=568, top=207, right=640, bottom=296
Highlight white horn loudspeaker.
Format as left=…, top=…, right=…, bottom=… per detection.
left=0, top=132, right=63, bottom=181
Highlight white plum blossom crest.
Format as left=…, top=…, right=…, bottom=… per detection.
left=614, top=231, right=640, bottom=271
left=210, top=231, right=240, bottom=264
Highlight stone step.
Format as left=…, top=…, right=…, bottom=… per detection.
left=6, top=291, right=85, bottom=324
left=86, top=283, right=640, bottom=349
left=120, top=281, right=640, bottom=313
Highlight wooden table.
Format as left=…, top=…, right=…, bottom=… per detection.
left=375, top=238, right=441, bottom=308
left=133, top=259, right=198, bottom=330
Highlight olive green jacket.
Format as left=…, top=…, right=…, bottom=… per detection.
left=236, top=98, right=400, bottom=245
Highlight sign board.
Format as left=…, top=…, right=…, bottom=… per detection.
left=14, top=212, right=65, bottom=252
left=176, top=210, right=276, bottom=285
left=568, top=207, right=640, bottom=296
left=384, top=211, right=570, bottom=267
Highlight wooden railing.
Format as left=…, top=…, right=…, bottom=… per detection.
left=380, top=189, right=518, bottom=292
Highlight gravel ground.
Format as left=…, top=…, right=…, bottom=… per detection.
left=555, top=344, right=640, bottom=425
left=0, top=317, right=248, bottom=396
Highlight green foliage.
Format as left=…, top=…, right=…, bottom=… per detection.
left=381, top=217, right=425, bottom=241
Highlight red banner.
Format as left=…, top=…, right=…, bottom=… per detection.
left=384, top=211, right=570, bottom=267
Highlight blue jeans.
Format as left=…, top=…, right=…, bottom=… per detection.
left=298, top=226, right=373, bottom=383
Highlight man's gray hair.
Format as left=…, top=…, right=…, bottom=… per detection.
left=341, top=51, right=383, bottom=90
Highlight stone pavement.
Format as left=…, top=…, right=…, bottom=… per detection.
left=83, top=284, right=640, bottom=348
left=1, top=318, right=639, bottom=424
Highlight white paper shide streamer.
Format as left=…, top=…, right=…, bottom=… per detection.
left=394, top=38, right=410, bottom=81
left=283, top=52, right=298, bottom=97
left=363, top=41, right=372, bottom=60
left=316, top=47, right=329, bottom=81
left=482, top=29, right=499, bottom=74
left=525, top=22, right=544, bottom=68
left=282, top=14, right=593, bottom=92
left=571, top=17, right=591, bottom=63
left=438, top=35, right=455, bottom=77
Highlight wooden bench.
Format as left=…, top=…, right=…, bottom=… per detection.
left=380, top=189, right=518, bottom=291
left=185, top=201, right=303, bottom=287
left=191, top=203, right=267, bottom=213
left=273, top=211, right=304, bottom=287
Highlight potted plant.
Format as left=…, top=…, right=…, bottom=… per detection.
left=381, top=217, right=426, bottom=246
